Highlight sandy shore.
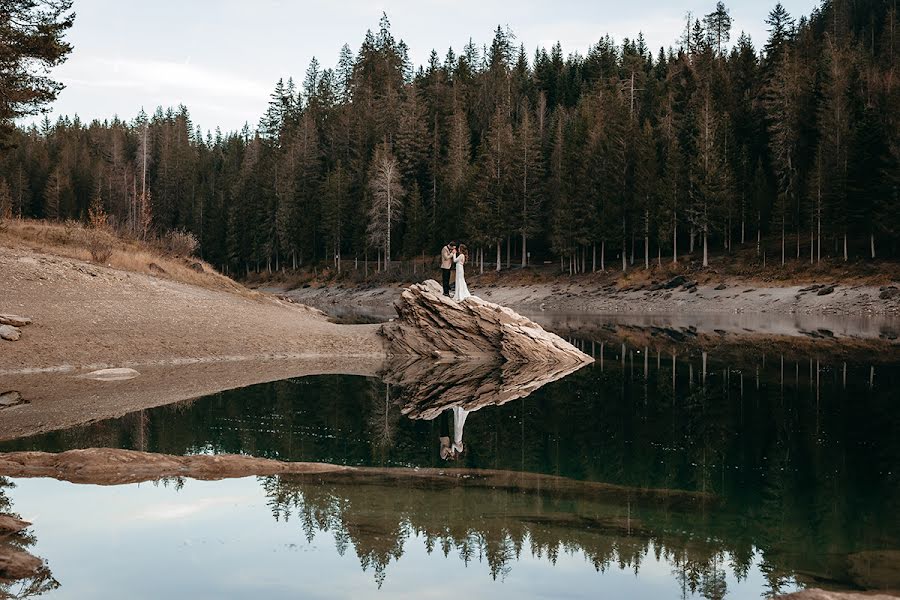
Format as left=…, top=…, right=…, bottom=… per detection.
left=1, top=246, right=385, bottom=375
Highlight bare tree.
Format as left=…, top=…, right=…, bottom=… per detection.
left=368, top=142, right=404, bottom=265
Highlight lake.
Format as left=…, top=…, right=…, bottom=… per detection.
left=1, top=317, right=898, bottom=599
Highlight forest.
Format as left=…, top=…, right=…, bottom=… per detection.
left=0, top=0, right=898, bottom=275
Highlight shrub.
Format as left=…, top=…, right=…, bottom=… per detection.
left=75, top=227, right=114, bottom=264
left=161, top=229, right=199, bottom=257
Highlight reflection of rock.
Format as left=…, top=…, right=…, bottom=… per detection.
left=0, top=513, right=57, bottom=595
left=775, top=590, right=897, bottom=599
left=382, top=357, right=589, bottom=420
left=845, top=550, right=900, bottom=590
left=0, top=449, right=349, bottom=485
left=380, top=280, right=593, bottom=363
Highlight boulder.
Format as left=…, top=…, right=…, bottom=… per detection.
left=662, top=275, right=688, bottom=289
left=0, top=391, right=26, bottom=409
left=879, top=286, right=899, bottom=300
left=0, top=314, right=31, bottom=327
left=0, top=325, right=21, bottom=341
left=817, top=285, right=836, bottom=296
left=379, top=280, right=592, bottom=364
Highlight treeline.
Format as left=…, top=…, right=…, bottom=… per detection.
left=0, top=1, right=898, bottom=274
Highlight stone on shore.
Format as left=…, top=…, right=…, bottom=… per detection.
left=379, top=280, right=592, bottom=364
left=0, top=325, right=21, bottom=341
left=0, top=314, right=31, bottom=327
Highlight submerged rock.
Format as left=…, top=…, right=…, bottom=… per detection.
left=81, top=368, right=140, bottom=381
left=379, top=280, right=592, bottom=364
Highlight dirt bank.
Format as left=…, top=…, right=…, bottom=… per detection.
left=0, top=246, right=385, bottom=373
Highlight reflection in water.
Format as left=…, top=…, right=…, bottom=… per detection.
left=260, top=472, right=736, bottom=592
left=0, top=478, right=59, bottom=598
left=1, top=334, right=898, bottom=596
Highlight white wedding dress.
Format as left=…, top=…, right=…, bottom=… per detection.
left=453, top=254, right=471, bottom=302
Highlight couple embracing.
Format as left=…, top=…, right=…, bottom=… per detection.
left=440, top=241, right=471, bottom=302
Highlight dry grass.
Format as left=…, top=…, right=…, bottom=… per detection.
left=0, top=219, right=251, bottom=296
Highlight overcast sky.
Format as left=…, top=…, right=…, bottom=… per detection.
left=31, top=0, right=819, bottom=134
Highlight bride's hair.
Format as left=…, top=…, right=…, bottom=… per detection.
left=458, top=244, right=469, bottom=258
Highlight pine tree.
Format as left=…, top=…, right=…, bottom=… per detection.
left=0, top=0, right=74, bottom=145
left=321, top=162, right=348, bottom=271
left=513, top=104, right=543, bottom=266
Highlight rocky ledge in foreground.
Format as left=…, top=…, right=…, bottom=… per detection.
left=380, top=279, right=592, bottom=363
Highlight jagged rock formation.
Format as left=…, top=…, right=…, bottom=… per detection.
left=382, top=357, right=588, bottom=420
left=379, top=280, right=592, bottom=363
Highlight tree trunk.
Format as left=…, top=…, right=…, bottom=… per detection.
left=871, top=232, right=875, bottom=259
left=810, top=221, right=814, bottom=265
left=781, top=221, right=785, bottom=266
left=592, top=243, right=596, bottom=272
left=673, top=208, right=678, bottom=265
left=642, top=208, right=649, bottom=269
left=843, top=233, right=848, bottom=262
left=702, top=229, right=708, bottom=268
left=601, top=240, right=606, bottom=272
left=495, top=241, right=501, bottom=272
left=757, top=211, right=761, bottom=257
left=522, top=232, right=527, bottom=267
left=621, top=238, right=627, bottom=273
left=506, top=235, right=511, bottom=269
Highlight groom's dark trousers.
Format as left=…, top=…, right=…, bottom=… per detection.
left=441, top=268, right=452, bottom=296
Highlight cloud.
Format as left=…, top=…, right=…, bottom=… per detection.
left=135, top=495, right=249, bottom=521
left=59, top=55, right=271, bottom=99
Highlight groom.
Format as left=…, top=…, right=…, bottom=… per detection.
left=440, top=240, right=457, bottom=296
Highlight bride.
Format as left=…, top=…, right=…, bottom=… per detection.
left=453, top=244, right=471, bottom=302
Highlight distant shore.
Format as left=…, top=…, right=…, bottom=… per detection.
left=273, top=274, right=900, bottom=321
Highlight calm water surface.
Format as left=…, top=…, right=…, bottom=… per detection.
left=1, top=319, right=898, bottom=599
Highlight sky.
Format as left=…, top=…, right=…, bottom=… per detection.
left=28, top=0, right=820, bottom=134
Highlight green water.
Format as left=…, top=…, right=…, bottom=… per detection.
left=1, top=341, right=898, bottom=599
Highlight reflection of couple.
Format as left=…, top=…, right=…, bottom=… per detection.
left=438, top=406, right=470, bottom=460
left=440, top=241, right=470, bottom=302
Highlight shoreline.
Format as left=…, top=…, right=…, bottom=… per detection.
left=272, top=277, right=900, bottom=318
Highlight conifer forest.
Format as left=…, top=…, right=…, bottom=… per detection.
left=1, top=1, right=898, bottom=275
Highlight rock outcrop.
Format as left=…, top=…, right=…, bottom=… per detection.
left=380, top=280, right=592, bottom=364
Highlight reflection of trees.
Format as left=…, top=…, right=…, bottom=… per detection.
left=0, top=478, right=59, bottom=599
left=259, top=473, right=737, bottom=595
